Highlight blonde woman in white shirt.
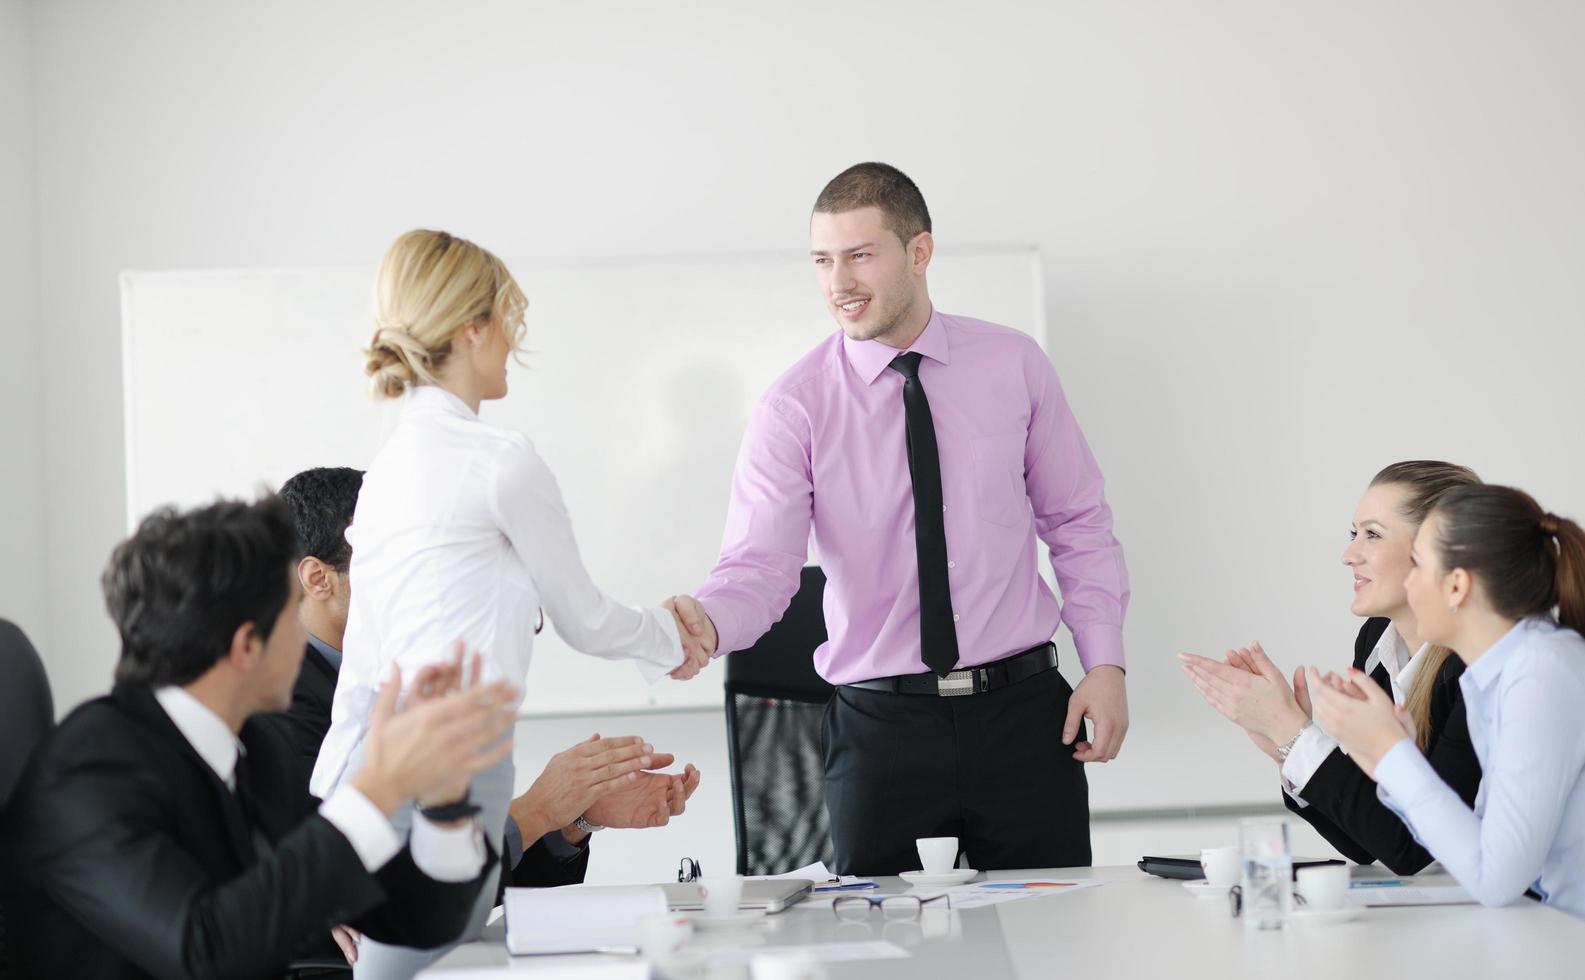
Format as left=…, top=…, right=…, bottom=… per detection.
left=1314, top=485, right=1585, bottom=918
left=311, top=229, right=710, bottom=978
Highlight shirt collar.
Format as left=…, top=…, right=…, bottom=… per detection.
left=406, top=384, right=479, bottom=421
left=842, top=308, right=951, bottom=386
left=306, top=632, right=343, bottom=671
left=153, top=685, right=241, bottom=787
left=1464, top=617, right=1545, bottom=692
left=1364, top=621, right=1411, bottom=677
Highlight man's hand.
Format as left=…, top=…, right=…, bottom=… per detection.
left=350, top=646, right=518, bottom=816
left=506, top=734, right=659, bottom=842
left=1063, top=665, right=1129, bottom=762
left=583, top=761, right=702, bottom=830
left=663, top=595, right=717, bottom=680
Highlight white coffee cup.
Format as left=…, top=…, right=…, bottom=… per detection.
left=700, top=875, right=745, bottom=917
left=1200, top=846, right=1241, bottom=888
left=916, top=837, right=959, bottom=876
left=1296, top=864, right=1350, bottom=911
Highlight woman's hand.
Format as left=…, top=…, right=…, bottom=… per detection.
left=1179, top=642, right=1311, bottom=762
left=1307, top=667, right=1412, bottom=778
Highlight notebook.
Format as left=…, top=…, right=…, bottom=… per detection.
left=663, top=878, right=816, bottom=912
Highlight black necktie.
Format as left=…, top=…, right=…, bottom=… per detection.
left=889, top=353, right=960, bottom=676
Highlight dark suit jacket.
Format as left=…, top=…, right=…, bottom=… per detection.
left=1283, top=617, right=1483, bottom=874
left=0, top=682, right=491, bottom=980
left=255, top=642, right=591, bottom=893
left=267, top=644, right=339, bottom=792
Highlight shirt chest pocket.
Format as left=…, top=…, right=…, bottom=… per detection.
left=971, top=432, right=1028, bottom=528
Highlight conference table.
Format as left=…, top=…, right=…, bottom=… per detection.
left=423, top=864, right=1585, bottom=978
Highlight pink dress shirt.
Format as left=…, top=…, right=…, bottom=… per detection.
left=696, top=309, right=1129, bottom=685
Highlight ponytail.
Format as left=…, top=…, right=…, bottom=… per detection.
left=1432, top=485, right=1585, bottom=633
left=1544, top=513, right=1585, bottom=636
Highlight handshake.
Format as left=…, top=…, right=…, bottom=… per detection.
left=661, top=595, right=717, bottom=681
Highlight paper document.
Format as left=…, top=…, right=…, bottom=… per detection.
left=931, top=878, right=1105, bottom=910
left=424, top=966, right=648, bottom=979
left=754, top=860, right=875, bottom=892
left=1347, top=884, right=1475, bottom=907
left=704, top=941, right=909, bottom=965
left=503, top=886, right=666, bottom=955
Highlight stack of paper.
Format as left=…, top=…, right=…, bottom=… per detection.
left=503, top=886, right=666, bottom=955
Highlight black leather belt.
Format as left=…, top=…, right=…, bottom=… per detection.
left=843, top=642, right=1058, bottom=697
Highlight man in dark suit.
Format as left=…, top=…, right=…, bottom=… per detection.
left=0, top=496, right=518, bottom=980
left=271, top=468, right=703, bottom=891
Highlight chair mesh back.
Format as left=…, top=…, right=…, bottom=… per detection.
left=730, top=694, right=834, bottom=875
left=724, top=567, right=836, bottom=875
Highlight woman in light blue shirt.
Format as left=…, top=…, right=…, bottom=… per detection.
left=1312, top=484, right=1585, bottom=918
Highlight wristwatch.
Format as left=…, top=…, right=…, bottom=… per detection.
left=1275, top=722, right=1313, bottom=762
left=419, top=796, right=482, bottom=823
left=573, top=814, right=604, bottom=834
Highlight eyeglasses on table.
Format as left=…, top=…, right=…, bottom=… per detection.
left=833, top=893, right=950, bottom=921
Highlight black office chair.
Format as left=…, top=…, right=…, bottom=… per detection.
left=724, top=566, right=837, bottom=876
left=0, top=619, right=54, bottom=980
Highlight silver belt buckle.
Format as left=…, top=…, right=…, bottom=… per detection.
left=936, top=669, right=976, bottom=697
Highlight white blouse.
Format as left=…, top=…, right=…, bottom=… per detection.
left=1282, top=621, right=1429, bottom=803
left=1376, top=617, right=1585, bottom=917
left=311, top=386, right=683, bottom=797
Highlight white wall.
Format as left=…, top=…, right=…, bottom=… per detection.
left=0, top=0, right=46, bottom=652
left=17, top=0, right=1585, bottom=872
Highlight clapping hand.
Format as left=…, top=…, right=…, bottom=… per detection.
left=584, top=759, right=702, bottom=829
left=351, top=642, right=519, bottom=817
left=1179, top=642, right=1310, bottom=762
left=663, top=595, right=717, bottom=680
left=1307, top=667, right=1413, bottom=778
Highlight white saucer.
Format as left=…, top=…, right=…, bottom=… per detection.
left=1182, top=879, right=1233, bottom=898
left=900, top=869, right=979, bottom=887
left=1288, top=906, right=1364, bottom=925
left=687, top=909, right=768, bottom=929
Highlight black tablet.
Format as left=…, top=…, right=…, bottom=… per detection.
left=1137, top=855, right=1346, bottom=881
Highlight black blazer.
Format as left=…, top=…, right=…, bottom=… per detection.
left=1282, top=617, right=1483, bottom=874
left=265, top=644, right=339, bottom=792
left=0, top=682, right=490, bottom=980
left=254, top=643, right=591, bottom=891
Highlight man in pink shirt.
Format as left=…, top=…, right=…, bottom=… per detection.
left=670, top=163, right=1130, bottom=875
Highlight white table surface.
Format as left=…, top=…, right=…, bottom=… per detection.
left=421, top=864, right=1585, bottom=979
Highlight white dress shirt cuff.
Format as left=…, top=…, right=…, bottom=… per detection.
left=410, top=812, right=489, bottom=882
left=319, top=786, right=403, bottom=872
left=1279, top=726, right=1341, bottom=806
left=635, top=610, right=685, bottom=683
left=1373, top=737, right=1438, bottom=812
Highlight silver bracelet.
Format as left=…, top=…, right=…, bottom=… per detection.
left=573, top=815, right=604, bottom=834
left=1275, top=722, right=1312, bottom=761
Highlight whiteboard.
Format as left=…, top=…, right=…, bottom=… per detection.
left=121, top=248, right=1046, bottom=716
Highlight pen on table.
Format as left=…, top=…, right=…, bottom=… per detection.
left=812, top=882, right=880, bottom=892
left=1349, top=880, right=1405, bottom=888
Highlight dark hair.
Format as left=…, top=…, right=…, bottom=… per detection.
left=813, top=162, right=932, bottom=245
left=1367, top=461, right=1480, bottom=747
left=279, top=467, right=364, bottom=571
left=106, top=495, right=300, bottom=687
left=1370, top=460, right=1481, bottom=524
left=1431, top=485, right=1585, bottom=635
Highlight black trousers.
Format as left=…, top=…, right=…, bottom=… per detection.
left=820, top=666, right=1092, bottom=876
